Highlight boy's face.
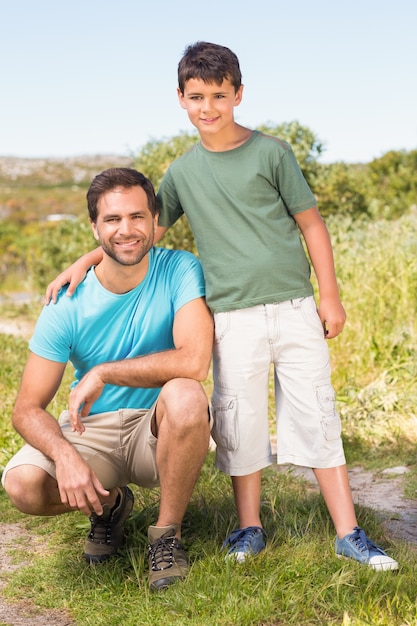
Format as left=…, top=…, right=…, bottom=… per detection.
left=178, top=77, right=243, bottom=138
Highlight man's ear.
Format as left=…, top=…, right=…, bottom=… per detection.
left=90, top=219, right=100, bottom=242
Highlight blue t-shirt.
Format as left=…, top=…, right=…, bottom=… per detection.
left=30, top=247, right=205, bottom=413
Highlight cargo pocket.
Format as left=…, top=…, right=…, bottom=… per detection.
left=320, top=415, right=342, bottom=440
left=314, top=379, right=342, bottom=441
left=211, top=388, right=239, bottom=451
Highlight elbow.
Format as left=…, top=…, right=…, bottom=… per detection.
left=11, top=405, right=23, bottom=434
left=188, top=354, right=212, bottom=382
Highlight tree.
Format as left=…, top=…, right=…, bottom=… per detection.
left=366, top=150, right=417, bottom=219
left=312, top=162, right=370, bottom=219
left=256, top=120, right=324, bottom=187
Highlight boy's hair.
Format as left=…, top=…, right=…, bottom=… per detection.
left=87, top=168, right=158, bottom=222
left=178, top=41, right=242, bottom=93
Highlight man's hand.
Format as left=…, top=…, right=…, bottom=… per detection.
left=55, top=452, right=109, bottom=516
left=69, top=367, right=105, bottom=433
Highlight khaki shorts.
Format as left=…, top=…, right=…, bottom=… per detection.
left=2, top=406, right=159, bottom=490
left=211, top=297, right=346, bottom=476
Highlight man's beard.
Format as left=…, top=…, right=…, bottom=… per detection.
left=100, top=232, right=154, bottom=267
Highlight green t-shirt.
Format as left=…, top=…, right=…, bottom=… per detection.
left=157, top=130, right=316, bottom=313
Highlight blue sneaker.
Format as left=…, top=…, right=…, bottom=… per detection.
left=222, top=526, right=266, bottom=562
left=335, top=526, right=398, bottom=571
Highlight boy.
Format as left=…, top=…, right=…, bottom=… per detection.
left=46, top=42, right=397, bottom=570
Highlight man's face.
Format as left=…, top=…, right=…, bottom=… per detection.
left=90, top=186, right=157, bottom=266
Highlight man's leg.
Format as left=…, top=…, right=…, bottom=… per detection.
left=147, top=377, right=210, bottom=590
left=4, top=465, right=75, bottom=515
left=153, top=377, right=210, bottom=534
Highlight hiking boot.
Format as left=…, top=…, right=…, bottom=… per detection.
left=147, top=524, right=189, bottom=590
left=335, top=526, right=398, bottom=571
left=222, top=526, right=267, bottom=562
left=84, top=485, right=134, bottom=564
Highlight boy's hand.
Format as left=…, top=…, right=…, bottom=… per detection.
left=44, top=248, right=103, bottom=304
left=44, top=265, right=87, bottom=304
left=318, top=296, right=346, bottom=339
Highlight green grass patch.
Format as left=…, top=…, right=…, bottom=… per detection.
left=1, top=460, right=416, bottom=625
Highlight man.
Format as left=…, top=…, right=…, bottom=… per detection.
left=2, top=167, right=214, bottom=591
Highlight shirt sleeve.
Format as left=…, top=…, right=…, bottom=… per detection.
left=275, top=147, right=317, bottom=216
left=156, top=249, right=206, bottom=313
left=157, top=168, right=185, bottom=228
left=29, top=290, right=72, bottom=363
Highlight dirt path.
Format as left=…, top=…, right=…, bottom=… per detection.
left=275, top=463, right=417, bottom=543
left=1, top=317, right=416, bottom=624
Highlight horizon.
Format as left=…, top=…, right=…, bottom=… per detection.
left=2, top=0, right=416, bottom=164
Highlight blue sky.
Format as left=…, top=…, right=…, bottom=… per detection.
left=1, top=0, right=416, bottom=163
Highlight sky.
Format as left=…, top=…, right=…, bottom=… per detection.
left=1, top=0, right=416, bottom=164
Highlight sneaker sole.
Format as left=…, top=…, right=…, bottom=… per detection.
left=336, top=553, right=399, bottom=571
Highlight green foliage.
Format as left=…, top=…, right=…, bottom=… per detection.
left=313, top=162, right=370, bottom=218
left=366, top=150, right=417, bottom=219
left=28, top=218, right=97, bottom=291
left=135, top=132, right=199, bottom=189
left=322, top=208, right=417, bottom=457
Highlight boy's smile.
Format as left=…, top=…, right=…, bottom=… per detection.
left=178, top=77, right=244, bottom=148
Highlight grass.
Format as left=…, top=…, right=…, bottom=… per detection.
left=1, top=460, right=416, bottom=626
left=1, top=208, right=417, bottom=624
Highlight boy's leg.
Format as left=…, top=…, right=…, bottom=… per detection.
left=313, top=465, right=357, bottom=538
left=231, top=470, right=262, bottom=528
left=273, top=298, right=398, bottom=570
left=211, top=307, right=271, bottom=560
left=211, top=307, right=273, bottom=479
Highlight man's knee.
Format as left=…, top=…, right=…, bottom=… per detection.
left=158, top=378, right=209, bottom=428
left=4, top=466, right=53, bottom=514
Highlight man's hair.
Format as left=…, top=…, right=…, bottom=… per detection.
left=87, top=168, right=158, bottom=222
left=178, top=41, right=242, bottom=94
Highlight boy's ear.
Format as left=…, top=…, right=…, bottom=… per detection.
left=234, top=84, right=244, bottom=106
left=177, top=87, right=186, bottom=109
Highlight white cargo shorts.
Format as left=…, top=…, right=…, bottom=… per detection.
left=211, top=297, right=346, bottom=476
